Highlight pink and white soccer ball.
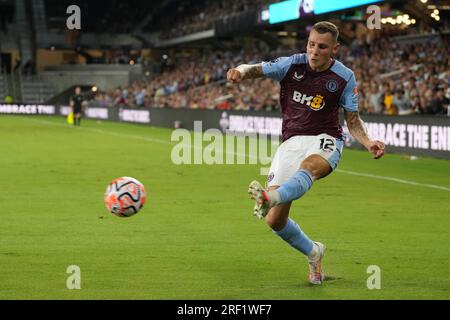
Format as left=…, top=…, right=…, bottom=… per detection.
left=104, top=177, right=147, bottom=217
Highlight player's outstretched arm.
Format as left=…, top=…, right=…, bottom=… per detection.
left=227, top=64, right=264, bottom=83
left=344, top=110, right=385, bottom=159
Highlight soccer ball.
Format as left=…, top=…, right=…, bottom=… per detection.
left=104, top=177, right=147, bottom=217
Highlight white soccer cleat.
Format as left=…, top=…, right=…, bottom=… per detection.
left=248, top=180, right=272, bottom=219
left=308, top=242, right=326, bottom=285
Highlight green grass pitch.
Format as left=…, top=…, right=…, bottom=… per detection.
left=0, top=115, right=449, bottom=300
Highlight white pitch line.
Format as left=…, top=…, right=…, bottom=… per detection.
left=336, top=169, right=450, bottom=192
left=18, top=116, right=252, bottom=158
left=17, top=116, right=450, bottom=192
left=20, top=117, right=170, bottom=145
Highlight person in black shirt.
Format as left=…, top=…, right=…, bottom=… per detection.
left=429, top=89, right=449, bottom=115
left=70, top=86, right=84, bottom=126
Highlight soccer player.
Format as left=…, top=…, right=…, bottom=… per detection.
left=70, top=86, right=84, bottom=126
left=227, top=21, right=385, bottom=285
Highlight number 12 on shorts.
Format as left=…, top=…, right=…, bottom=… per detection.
left=319, top=138, right=335, bottom=152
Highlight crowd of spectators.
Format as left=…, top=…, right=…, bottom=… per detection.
left=91, top=31, right=449, bottom=116
left=93, top=49, right=282, bottom=111
left=340, top=35, right=450, bottom=116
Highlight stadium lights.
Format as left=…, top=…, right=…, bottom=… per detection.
left=91, top=86, right=98, bottom=92
left=420, top=0, right=427, bottom=3
left=430, top=12, right=440, bottom=20
left=429, top=10, right=440, bottom=21
left=382, top=14, right=416, bottom=26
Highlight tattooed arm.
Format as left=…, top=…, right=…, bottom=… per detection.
left=227, top=64, right=264, bottom=83
left=344, top=110, right=385, bottom=159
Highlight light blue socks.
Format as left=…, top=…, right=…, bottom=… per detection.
left=274, top=218, right=314, bottom=255
left=275, top=169, right=314, bottom=204
left=269, top=170, right=315, bottom=255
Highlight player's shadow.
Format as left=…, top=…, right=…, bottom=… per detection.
left=324, top=275, right=341, bottom=281
left=304, top=275, right=343, bottom=287
left=323, top=275, right=342, bottom=281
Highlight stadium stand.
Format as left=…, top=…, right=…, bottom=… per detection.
left=20, top=74, right=56, bottom=103
left=0, top=0, right=448, bottom=114
left=144, top=0, right=263, bottom=40
left=0, top=73, right=6, bottom=100
left=339, top=34, right=449, bottom=115
left=0, top=0, right=14, bottom=33
left=90, top=29, right=448, bottom=115
left=45, top=0, right=152, bottom=33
